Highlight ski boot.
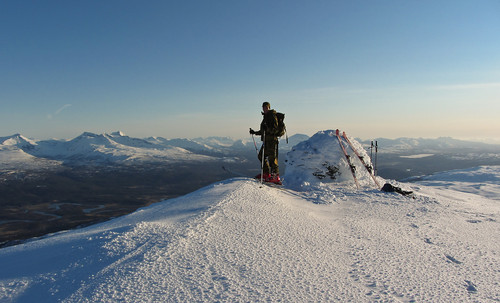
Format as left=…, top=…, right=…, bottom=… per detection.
left=255, top=173, right=271, bottom=180
left=265, top=173, right=282, bottom=185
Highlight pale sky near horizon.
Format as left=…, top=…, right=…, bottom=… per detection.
left=1, top=1, right=499, bottom=142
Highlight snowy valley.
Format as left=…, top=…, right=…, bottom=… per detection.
left=0, top=130, right=499, bottom=302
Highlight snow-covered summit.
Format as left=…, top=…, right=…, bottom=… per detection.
left=110, top=131, right=126, bottom=137
left=0, top=134, right=37, bottom=149
left=1, top=164, right=499, bottom=301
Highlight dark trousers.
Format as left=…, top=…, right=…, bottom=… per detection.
left=258, top=139, right=279, bottom=175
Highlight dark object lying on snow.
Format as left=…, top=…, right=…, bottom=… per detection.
left=381, top=183, right=413, bottom=196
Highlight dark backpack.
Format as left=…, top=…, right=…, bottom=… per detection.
left=381, top=183, right=413, bottom=196
left=276, top=112, right=288, bottom=142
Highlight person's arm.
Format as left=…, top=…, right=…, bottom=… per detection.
left=249, top=128, right=262, bottom=135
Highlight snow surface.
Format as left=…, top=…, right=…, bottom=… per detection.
left=1, top=130, right=499, bottom=302
left=407, top=166, right=500, bottom=202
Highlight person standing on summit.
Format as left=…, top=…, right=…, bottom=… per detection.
left=249, top=102, right=281, bottom=184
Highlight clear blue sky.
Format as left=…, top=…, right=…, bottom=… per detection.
left=1, top=0, right=499, bottom=142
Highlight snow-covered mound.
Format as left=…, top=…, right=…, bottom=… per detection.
left=1, top=168, right=499, bottom=302
left=284, top=130, right=382, bottom=191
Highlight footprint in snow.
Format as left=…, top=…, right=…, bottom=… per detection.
left=465, top=280, right=477, bottom=294
left=445, top=255, right=462, bottom=264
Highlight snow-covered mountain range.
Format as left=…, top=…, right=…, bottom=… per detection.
left=1, top=130, right=498, bottom=302
left=0, top=131, right=309, bottom=166
left=0, top=132, right=310, bottom=174
left=360, top=136, right=500, bottom=154
left=0, top=132, right=226, bottom=168
left=2, top=131, right=499, bottom=184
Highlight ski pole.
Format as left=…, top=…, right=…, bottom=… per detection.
left=370, top=141, right=374, bottom=163
left=261, top=131, right=265, bottom=184
left=251, top=134, right=259, bottom=157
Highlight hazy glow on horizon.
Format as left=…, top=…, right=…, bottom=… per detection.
left=1, top=1, right=499, bottom=142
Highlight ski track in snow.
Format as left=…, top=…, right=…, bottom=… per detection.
left=0, top=176, right=499, bottom=302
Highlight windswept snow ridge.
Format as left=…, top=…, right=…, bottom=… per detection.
left=1, top=174, right=499, bottom=302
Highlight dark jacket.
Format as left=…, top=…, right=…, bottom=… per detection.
left=255, top=110, right=278, bottom=141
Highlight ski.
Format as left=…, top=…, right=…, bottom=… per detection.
left=342, top=131, right=381, bottom=189
left=335, top=129, right=360, bottom=189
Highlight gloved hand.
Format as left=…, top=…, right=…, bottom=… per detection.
left=249, top=128, right=255, bottom=135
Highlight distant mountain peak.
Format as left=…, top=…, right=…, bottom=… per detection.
left=79, top=132, right=100, bottom=138
left=110, top=131, right=126, bottom=137
left=0, top=133, right=37, bottom=147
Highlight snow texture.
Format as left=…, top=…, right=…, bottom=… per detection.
left=0, top=130, right=499, bottom=302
